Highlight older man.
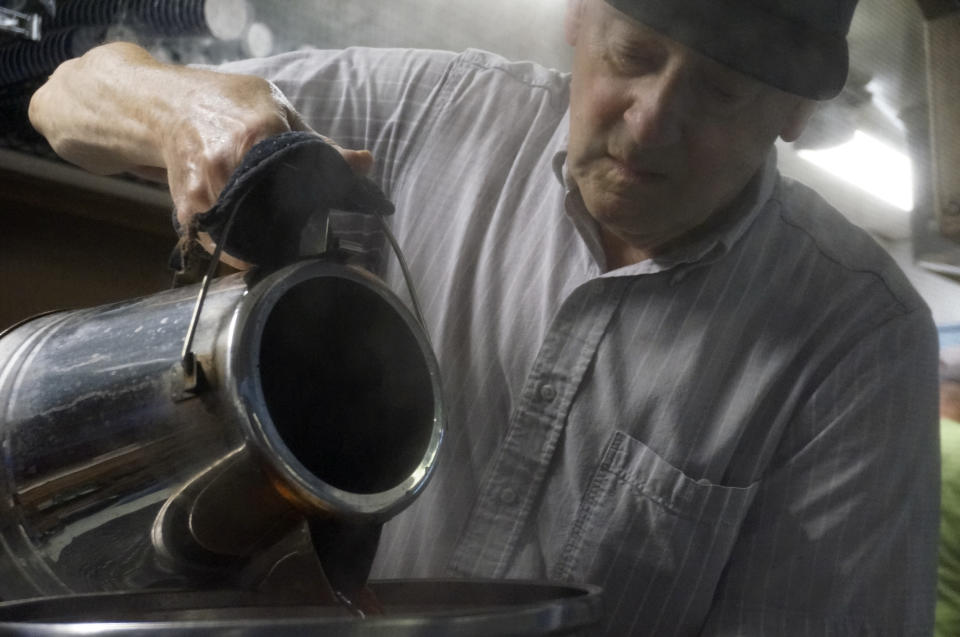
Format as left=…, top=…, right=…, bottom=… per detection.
left=29, top=0, right=940, bottom=634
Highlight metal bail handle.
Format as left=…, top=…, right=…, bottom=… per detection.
left=177, top=198, right=432, bottom=396
left=179, top=192, right=250, bottom=393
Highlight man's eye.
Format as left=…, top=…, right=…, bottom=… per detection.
left=611, top=52, right=642, bottom=70
left=697, top=65, right=761, bottom=108
left=607, top=45, right=657, bottom=73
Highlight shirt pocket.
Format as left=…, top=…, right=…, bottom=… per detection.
left=552, top=430, right=758, bottom=635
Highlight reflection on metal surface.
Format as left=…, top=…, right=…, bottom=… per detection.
left=0, top=579, right=603, bottom=636
left=150, top=446, right=301, bottom=574
left=0, top=6, right=41, bottom=41
left=0, top=259, right=444, bottom=599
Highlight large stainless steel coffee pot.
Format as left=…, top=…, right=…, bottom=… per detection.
left=0, top=258, right=443, bottom=599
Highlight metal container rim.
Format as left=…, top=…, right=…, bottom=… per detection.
left=222, top=259, right=445, bottom=520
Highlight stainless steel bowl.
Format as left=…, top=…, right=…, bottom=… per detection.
left=0, top=579, right=603, bottom=636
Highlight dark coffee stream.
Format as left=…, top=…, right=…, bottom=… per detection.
left=308, top=518, right=384, bottom=617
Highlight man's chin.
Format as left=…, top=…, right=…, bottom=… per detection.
left=582, top=188, right=666, bottom=224
left=583, top=192, right=699, bottom=238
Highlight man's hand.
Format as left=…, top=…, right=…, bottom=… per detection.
left=29, top=42, right=373, bottom=262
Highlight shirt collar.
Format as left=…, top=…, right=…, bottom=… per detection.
left=646, top=148, right=779, bottom=273
left=552, top=148, right=568, bottom=188
left=550, top=106, right=572, bottom=188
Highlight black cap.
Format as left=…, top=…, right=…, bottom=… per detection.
left=604, top=0, right=859, bottom=100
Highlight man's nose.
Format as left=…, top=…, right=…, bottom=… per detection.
left=622, top=66, right=686, bottom=148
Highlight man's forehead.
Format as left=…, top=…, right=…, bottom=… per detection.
left=600, top=0, right=858, bottom=100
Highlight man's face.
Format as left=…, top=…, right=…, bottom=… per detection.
left=565, top=0, right=809, bottom=258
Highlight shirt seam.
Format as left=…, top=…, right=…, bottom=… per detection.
left=389, top=50, right=567, bottom=211
left=452, top=49, right=569, bottom=115
left=771, top=194, right=916, bottom=316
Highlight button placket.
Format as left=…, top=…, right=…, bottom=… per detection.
left=537, top=382, right=557, bottom=402
left=448, top=279, right=629, bottom=578
left=499, top=487, right=518, bottom=505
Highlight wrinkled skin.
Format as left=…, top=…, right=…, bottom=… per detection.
left=564, top=0, right=815, bottom=267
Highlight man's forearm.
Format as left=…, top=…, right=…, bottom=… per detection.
left=30, top=42, right=191, bottom=176
left=29, top=42, right=372, bottom=233
left=29, top=42, right=312, bottom=225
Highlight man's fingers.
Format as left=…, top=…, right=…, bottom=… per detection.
left=315, top=134, right=374, bottom=176
left=196, top=231, right=253, bottom=271
left=340, top=148, right=374, bottom=176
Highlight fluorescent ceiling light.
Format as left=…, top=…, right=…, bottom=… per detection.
left=797, top=130, right=913, bottom=211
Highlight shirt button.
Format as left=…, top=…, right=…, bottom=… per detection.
left=499, top=487, right=518, bottom=505
left=538, top=383, right=557, bottom=402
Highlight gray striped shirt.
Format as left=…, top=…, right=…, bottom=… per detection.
left=219, top=47, right=940, bottom=635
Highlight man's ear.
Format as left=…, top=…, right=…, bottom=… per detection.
left=565, top=0, right=586, bottom=47
left=779, top=99, right=817, bottom=143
